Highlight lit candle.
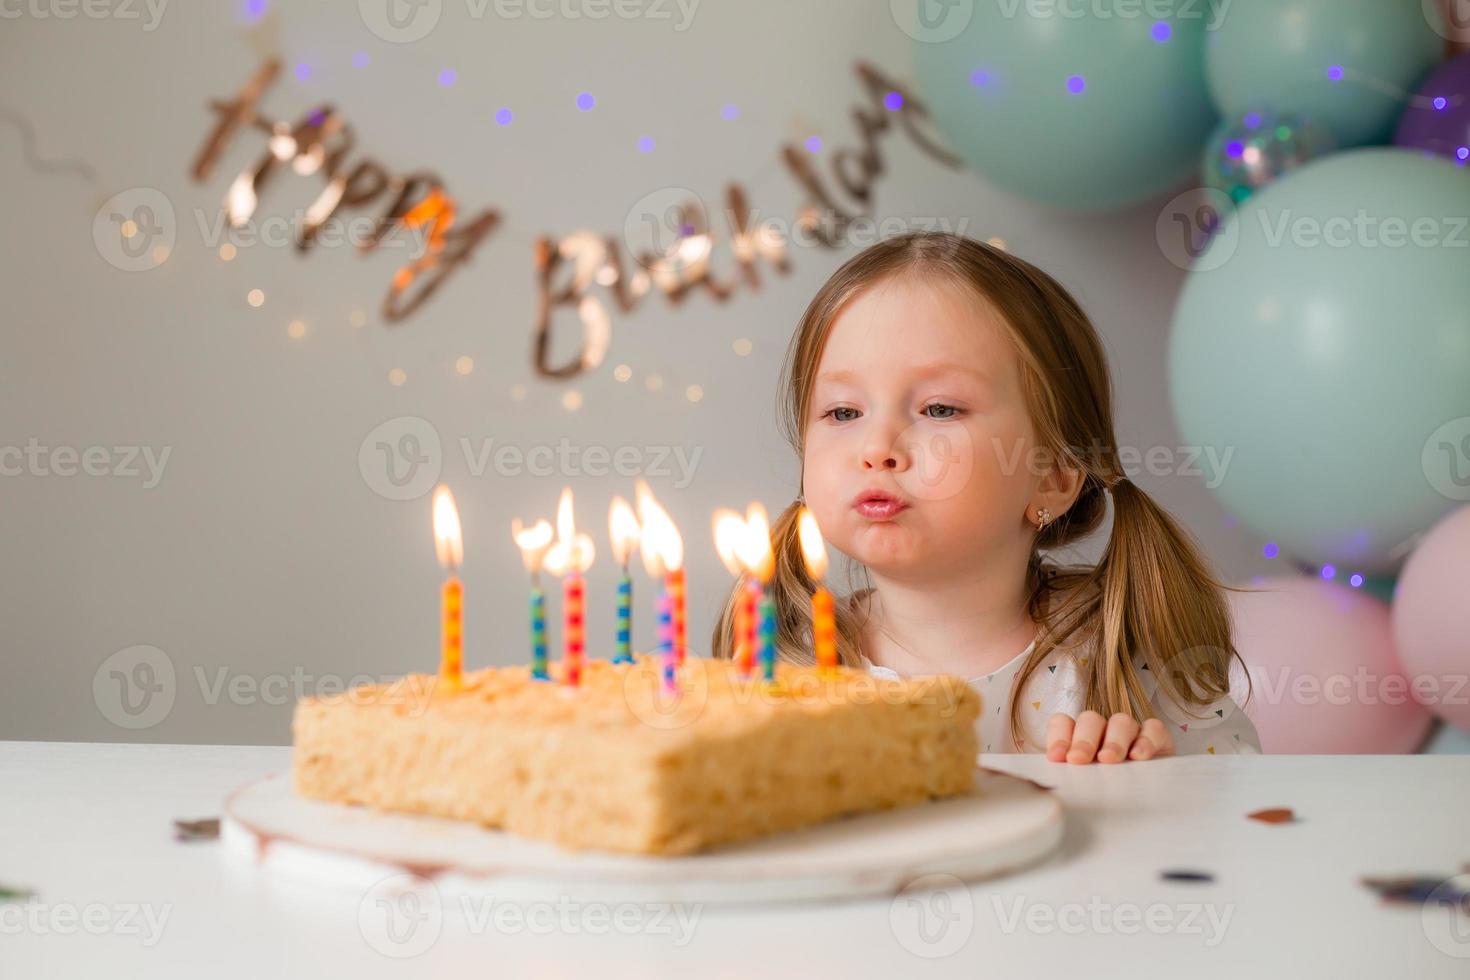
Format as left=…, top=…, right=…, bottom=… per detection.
left=566, top=570, right=586, bottom=686
left=799, top=507, right=837, bottom=674
left=742, top=577, right=761, bottom=677
left=713, top=509, right=752, bottom=676
left=431, top=485, right=464, bottom=692
left=543, top=487, right=596, bottom=687
left=608, top=497, right=642, bottom=666
left=656, top=580, right=675, bottom=691
left=669, top=566, right=687, bottom=666
left=512, top=516, right=554, bottom=680
left=746, top=503, right=778, bottom=685
left=638, top=487, right=684, bottom=693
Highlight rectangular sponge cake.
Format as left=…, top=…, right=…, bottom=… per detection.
left=292, top=654, right=980, bottom=856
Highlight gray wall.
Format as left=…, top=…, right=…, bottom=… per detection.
left=0, top=0, right=1269, bottom=745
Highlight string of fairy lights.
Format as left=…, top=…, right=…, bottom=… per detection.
left=14, top=1, right=1399, bottom=594
left=195, top=4, right=858, bottom=410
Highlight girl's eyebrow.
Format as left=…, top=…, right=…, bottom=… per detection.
left=815, top=363, right=991, bottom=385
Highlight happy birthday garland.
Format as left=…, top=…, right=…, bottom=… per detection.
left=189, top=59, right=962, bottom=381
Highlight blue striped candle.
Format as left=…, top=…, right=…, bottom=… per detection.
left=530, top=584, right=549, bottom=680
left=758, top=588, right=777, bottom=683
left=613, top=571, right=633, bottom=664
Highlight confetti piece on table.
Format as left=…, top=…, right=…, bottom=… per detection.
left=1360, top=873, right=1470, bottom=907
left=1247, top=807, right=1297, bottom=825
left=173, top=817, right=220, bottom=842
left=1160, top=870, right=1216, bottom=883
left=1, top=883, right=36, bottom=902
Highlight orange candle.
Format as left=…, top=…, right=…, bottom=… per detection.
left=441, top=577, right=463, bottom=683
left=799, top=507, right=837, bottom=673
left=432, top=485, right=465, bottom=691
left=811, top=585, right=835, bottom=672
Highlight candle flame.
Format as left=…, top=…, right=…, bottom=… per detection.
left=798, top=506, right=828, bottom=579
left=432, top=484, right=463, bottom=570
left=637, top=483, right=683, bottom=577
left=556, top=486, right=576, bottom=543
left=712, top=509, right=747, bottom=577
left=511, top=517, right=554, bottom=575
left=608, top=496, right=641, bottom=567
left=543, top=486, right=595, bottom=576
left=745, top=502, right=775, bottom=582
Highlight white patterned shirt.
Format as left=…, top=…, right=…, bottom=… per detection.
left=861, top=635, right=1262, bottom=756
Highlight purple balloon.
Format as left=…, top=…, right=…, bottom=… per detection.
left=1395, top=53, right=1470, bottom=164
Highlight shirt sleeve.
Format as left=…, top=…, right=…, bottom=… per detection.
left=1134, top=657, right=1263, bottom=755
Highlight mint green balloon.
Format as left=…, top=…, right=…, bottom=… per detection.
left=1169, top=149, right=1470, bottom=574
left=911, top=5, right=1217, bottom=212
left=1205, top=0, right=1443, bottom=149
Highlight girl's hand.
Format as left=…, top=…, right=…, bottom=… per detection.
left=1044, top=711, right=1174, bottom=764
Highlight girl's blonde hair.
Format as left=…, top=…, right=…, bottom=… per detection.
left=710, top=232, right=1251, bottom=745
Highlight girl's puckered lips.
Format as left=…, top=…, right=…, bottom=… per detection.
left=851, top=489, right=911, bottom=520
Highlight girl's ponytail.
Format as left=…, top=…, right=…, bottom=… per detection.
left=1013, top=477, right=1254, bottom=747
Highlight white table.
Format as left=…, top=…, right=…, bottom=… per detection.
left=5, top=741, right=1469, bottom=978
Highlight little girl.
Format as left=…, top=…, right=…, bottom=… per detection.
left=712, top=232, right=1260, bottom=762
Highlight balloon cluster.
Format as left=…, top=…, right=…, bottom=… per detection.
left=1202, top=111, right=1335, bottom=205
left=908, top=0, right=1470, bottom=751
left=1228, top=506, right=1470, bottom=754
left=909, top=0, right=1457, bottom=210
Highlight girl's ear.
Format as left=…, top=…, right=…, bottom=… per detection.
left=1032, top=459, right=1087, bottom=524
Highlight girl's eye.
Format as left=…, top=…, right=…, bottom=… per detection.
left=923, top=403, right=961, bottom=420
left=823, top=407, right=862, bottom=423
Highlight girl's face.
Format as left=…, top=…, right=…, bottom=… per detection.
left=802, top=273, right=1041, bottom=579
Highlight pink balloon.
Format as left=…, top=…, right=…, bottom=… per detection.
left=1392, top=505, right=1470, bottom=734
left=1228, top=577, right=1433, bottom=753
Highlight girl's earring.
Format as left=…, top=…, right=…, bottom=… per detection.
left=1034, top=507, right=1052, bottom=531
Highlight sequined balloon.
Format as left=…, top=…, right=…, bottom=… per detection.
left=1201, top=112, right=1336, bottom=204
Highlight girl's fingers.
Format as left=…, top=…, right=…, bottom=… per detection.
left=1047, top=715, right=1178, bottom=764
left=1044, top=713, right=1075, bottom=762
left=1127, top=735, right=1156, bottom=761
left=1143, top=718, right=1175, bottom=758
left=1066, top=710, right=1108, bottom=764
left=1129, top=719, right=1173, bottom=760
left=1097, top=713, right=1141, bottom=764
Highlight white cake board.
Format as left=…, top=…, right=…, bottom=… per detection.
left=222, top=767, right=1064, bottom=906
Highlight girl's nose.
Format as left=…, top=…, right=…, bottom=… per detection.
left=861, top=428, right=908, bottom=471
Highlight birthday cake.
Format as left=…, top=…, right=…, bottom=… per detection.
left=292, top=654, right=981, bottom=856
